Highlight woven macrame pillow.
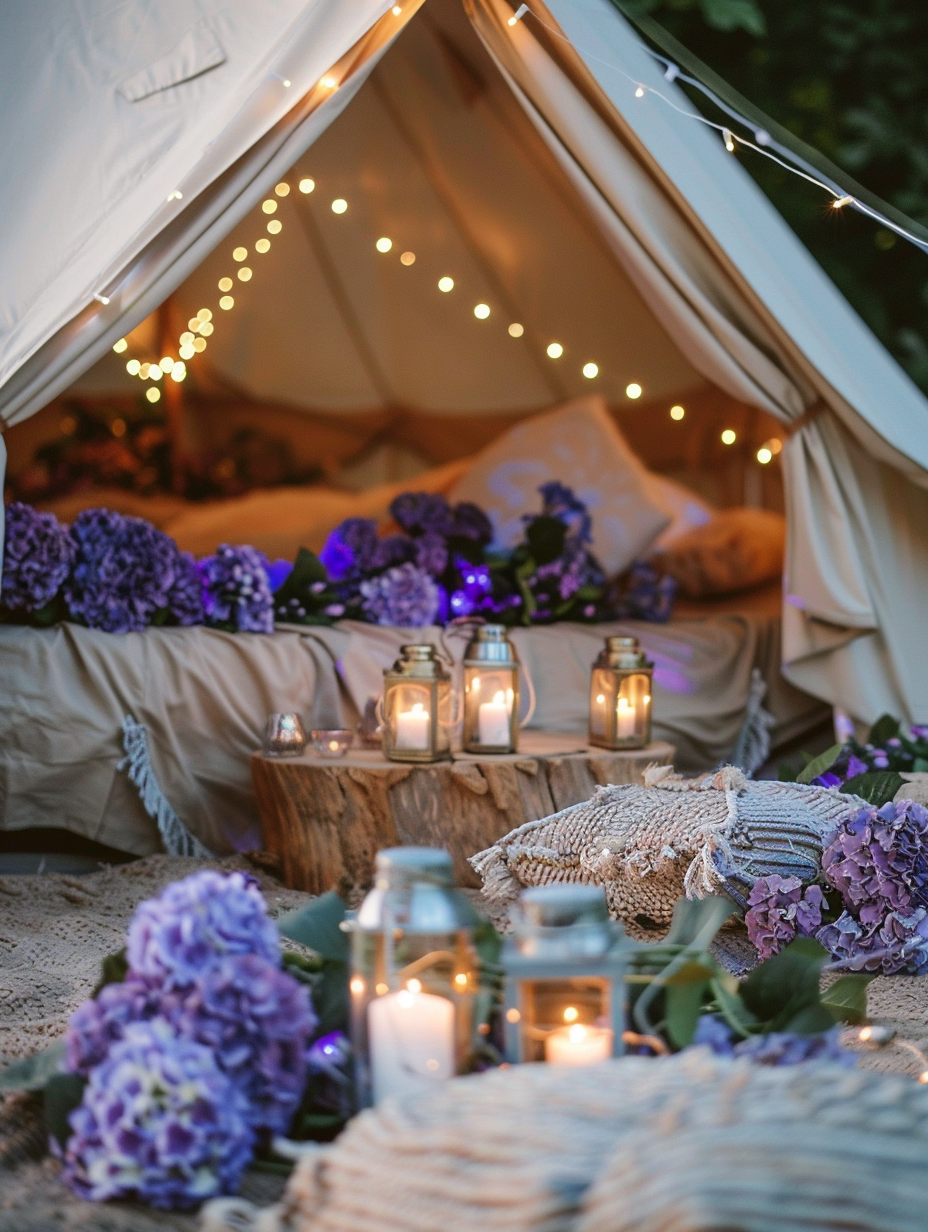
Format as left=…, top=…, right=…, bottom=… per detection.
left=471, top=766, right=859, bottom=938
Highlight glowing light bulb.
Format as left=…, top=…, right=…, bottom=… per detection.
left=400, top=251, right=416, bottom=265
left=126, top=359, right=141, bottom=375
left=438, top=276, right=455, bottom=292
left=507, top=3, right=528, bottom=24
left=320, top=75, right=338, bottom=90
left=723, top=127, right=735, bottom=153
left=833, top=195, right=854, bottom=209
left=454, top=973, right=468, bottom=987
left=179, top=343, right=195, bottom=360
left=275, top=182, right=290, bottom=197
left=232, top=246, right=248, bottom=262
left=298, top=178, right=315, bottom=194
left=635, top=85, right=645, bottom=98
left=670, top=404, right=685, bottom=420
left=546, top=342, right=563, bottom=358
left=331, top=198, right=348, bottom=214
left=180, top=332, right=195, bottom=346
left=197, top=308, right=212, bottom=322
left=582, top=362, right=598, bottom=379
left=255, top=238, right=271, bottom=253
left=508, top=322, right=524, bottom=337
left=171, top=362, right=186, bottom=382
left=563, top=1006, right=579, bottom=1023
left=721, top=428, right=737, bottom=445
left=149, top=365, right=163, bottom=380
left=112, top=338, right=128, bottom=354
left=376, top=237, right=393, bottom=253
left=146, top=387, right=161, bottom=403
left=267, top=219, right=282, bottom=234
left=192, top=337, right=207, bottom=353
left=219, top=295, right=234, bottom=310
left=350, top=977, right=365, bottom=995
left=757, top=446, right=773, bottom=464
left=160, top=356, right=174, bottom=372
left=506, top=1008, right=521, bottom=1023
left=392, top=4, right=402, bottom=12
left=218, top=277, right=233, bottom=292
left=139, top=363, right=151, bottom=379
left=281, top=79, right=291, bottom=88
left=237, top=266, right=253, bottom=281
left=407, top=978, right=423, bottom=994
left=768, top=438, right=783, bottom=455
left=375, top=982, right=389, bottom=996
left=199, top=322, right=214, bottom=337
left=188, top=318, right=200, bottom=331
left=262, top=199, right=278, bottom=214
left=625, top=382, right=642, bottom=399
left=167, top=190, right=183, bottom=202
left=474, top=303, right=490, bottom=319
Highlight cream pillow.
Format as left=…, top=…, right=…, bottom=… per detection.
left=448, top=396, right=669, bottom=576
left=645, top=473, right=713, bottom=552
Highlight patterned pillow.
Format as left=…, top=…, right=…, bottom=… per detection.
left=652, top=506, right=785, bottom=597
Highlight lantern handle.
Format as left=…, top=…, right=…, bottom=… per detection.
left=375, top=690, right=461, bottom=731
left=519, top=658, right=537, bottom=729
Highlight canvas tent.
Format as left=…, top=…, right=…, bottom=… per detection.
left=2, top=0, right=928, bottom=726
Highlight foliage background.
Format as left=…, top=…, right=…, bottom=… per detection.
left=621, top=0, right=928, bottom=392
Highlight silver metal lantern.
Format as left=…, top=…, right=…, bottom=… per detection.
left=346, top=847, right=479, bottom=1107
left=502, top=884, right=627, bottom=1066
left=381, top=644, right=453, bottom=763
left=588, top=635, right=653, bottom=751
left=462, top=624, right=520, bottom=754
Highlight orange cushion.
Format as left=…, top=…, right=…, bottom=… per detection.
left=652, top=507, right=785, bottom=597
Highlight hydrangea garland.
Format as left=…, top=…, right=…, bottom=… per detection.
left=60, top=871, right=322, bottom=1207
left=692, top=1016, right=854, bottom=1067
left=3, top=483, right=677, bottom=633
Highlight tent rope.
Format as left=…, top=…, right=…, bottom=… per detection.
left=729, top=667, right=775, bottom=777
left=117, top=715, right=213, bottom=858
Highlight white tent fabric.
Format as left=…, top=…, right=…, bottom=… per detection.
left=2, top=0, right=928, bottom=723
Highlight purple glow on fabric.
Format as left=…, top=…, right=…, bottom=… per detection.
left=785, top=593, right=806, bottom=610
left=652, top=664, right=698, bottom=695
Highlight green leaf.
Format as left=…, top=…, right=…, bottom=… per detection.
left=738, top=937, right=828, bottom=1032
left=796, top=742, right=844, bottom=785
left=664, top=962, right=714, bottom=1049
left=781, top=1003, right=839, bottom=1036
left=281, top=950, right=324, bottom=983
left=663, top=896, right=734, bottom=949
left=842, top=770, right=905, bottom=805
left=92, top=949, right=129, bottom=996
left=525, top=515, right=566, bottom=565
left=278, top=891, right=349, bottom=963
left=777, top=762, right=799, bottom=782
left=868, top=713, right=901, bottom=747
left=913, top=758, right=928, bottom=773
left=44, top=1072, right=87, bottom=1150
left=701, top=0, right=766, bottom=36
left=820, top=974, right=874, bottom=1025
left=0, top=1042, right=66, bottom=1093
left=709, top=975, right=757, bottom=1039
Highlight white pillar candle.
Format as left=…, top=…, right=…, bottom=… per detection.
left=545, top=1024, right=613, bottom=1066
left=395, top=702, right=430, bottom=750
left=478, top=690, right=511, bottom=746
left=368, top=986, right=455, bottom=1103
left=616, top=696, right=636, bottom=739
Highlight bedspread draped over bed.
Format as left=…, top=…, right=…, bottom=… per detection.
left=0, top=602, right=824, bottom=858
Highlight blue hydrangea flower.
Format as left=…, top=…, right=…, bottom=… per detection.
left=319, top=518, right=380, bottom=580
left=744, top=874, right=825, bottom=960
left=415, top=532, right=449, bottom=577
left=60, top=1020, right=254, bottom=1209
left=1, top=501, right=74, bottom=612
left=126, top=870, right=280, bottom=988
left=198, top=544, right=274, bottom=633
left=65, top=975, right=161, bottom=1076
left=692, top=1016, right=854, bottom=1067
left=451, top=502, right=493, bottom=544
left=360, top=562, right=439, bottom=626
left=537, top=481, right=592, bottom=544
left=64, top=508, right=181, bottom=633
left=266, top=559, right=294, bottom=593
left=389, top=492, right=455, bottom=537
left=168, top=551, right=205, bottom=626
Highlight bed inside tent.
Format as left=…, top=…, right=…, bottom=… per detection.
left=11, top=0, right=920, bottom=860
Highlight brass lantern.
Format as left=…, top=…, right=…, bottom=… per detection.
left=347, top=847, right=479, bottom=1107
left=588, top=636, right=653, bottom=751
left=462, top=624, right=519, bottom=754
left=502, top=885, right=627, bottom=1066
left=382, top=644, right=453, bottom=763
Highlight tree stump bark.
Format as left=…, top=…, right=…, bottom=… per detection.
left=250, top=739, right=674, bottom=894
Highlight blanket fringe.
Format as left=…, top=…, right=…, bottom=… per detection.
left=118, top=715, right=212, bottom=859
left=730, top=667, right=775, bottom=776
left=468, top=844, right=522, bottom=905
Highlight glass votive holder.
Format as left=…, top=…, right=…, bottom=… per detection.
left=312, top=729, right=353, bottom=758
left=264, top=713, right=307, bottom=757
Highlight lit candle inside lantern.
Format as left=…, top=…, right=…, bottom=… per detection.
left=395, top=702, right=430, bottom=750
left=545, top=1023, right=613, bottom=1066
left=478, top=690, right=511, bottom=746
left=616, top=696, right=636, bottom=739
left=368, top=984, right=455, bottom=1103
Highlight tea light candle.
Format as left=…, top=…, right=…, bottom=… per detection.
left=368, top=984, right=455, bottom=1103
left=478, top=690, right=511, bottom=746
left=395, top=702, right=430, bottom=750
left=545, top=1023, right=613, bottom=1066
left=616, top=697, right=636, bottom=739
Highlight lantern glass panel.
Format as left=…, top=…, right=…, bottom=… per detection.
left=463, top=665, right=519, bottom=752
left=382, top=674, right=453, bottom=763
left=513, top=976, right=611, bottom=1063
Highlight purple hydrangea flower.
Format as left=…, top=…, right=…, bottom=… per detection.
left=817, top=907, right=928, bottom=974
left=319, top=518, right=380, bottom=580
left=845, top=754, right=869, bottom=779
left=372, top=533, right=416, bottom=571
left=65, top=976, right=161, bottom=1076
left=168, top=551, right=205, bottom=627
left=537, top=481, right=592, bottom=544
left=692, top=1016, right=854, bottom=1067
left=126, top=870, right=280, bottom=988
left=451, top=502, right=493, bottom=544
left=744, top=874, right=825, bottom=960
left=198, top=544, right=274, bottom=633
left=163, top=954, right=317, bottom=1134
left=389, top=492, right=455, bottom=536
left=266, top=559, right=294, bottom=593
left=60, top=1020, right=254, bottom=1209
left=692, top=1014, right=736, bottom=1056
left=415, top=532, right=449, bottom=577
left=821, top=800, right=928, bottom=927
left=64, top=509, right=181, bottom=633
left=359, top=563, right=439, bottom=627
left=1, top=501, right=74, bottom=612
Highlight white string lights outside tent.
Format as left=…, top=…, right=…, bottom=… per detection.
left=506, top=4, right=928, bottom=257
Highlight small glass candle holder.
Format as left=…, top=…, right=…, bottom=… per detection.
left=588, top=636, right=653, bottom=751
left=462, top=624, right=520, bottom=754
left=501, top=884, right=627, bottom=1066
left=263, top=713, right=307, bottom=757
left=312, top=729, right=353, bottom=758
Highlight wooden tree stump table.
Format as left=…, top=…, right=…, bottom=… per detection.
left=250, top=733, right=674, bottom=894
